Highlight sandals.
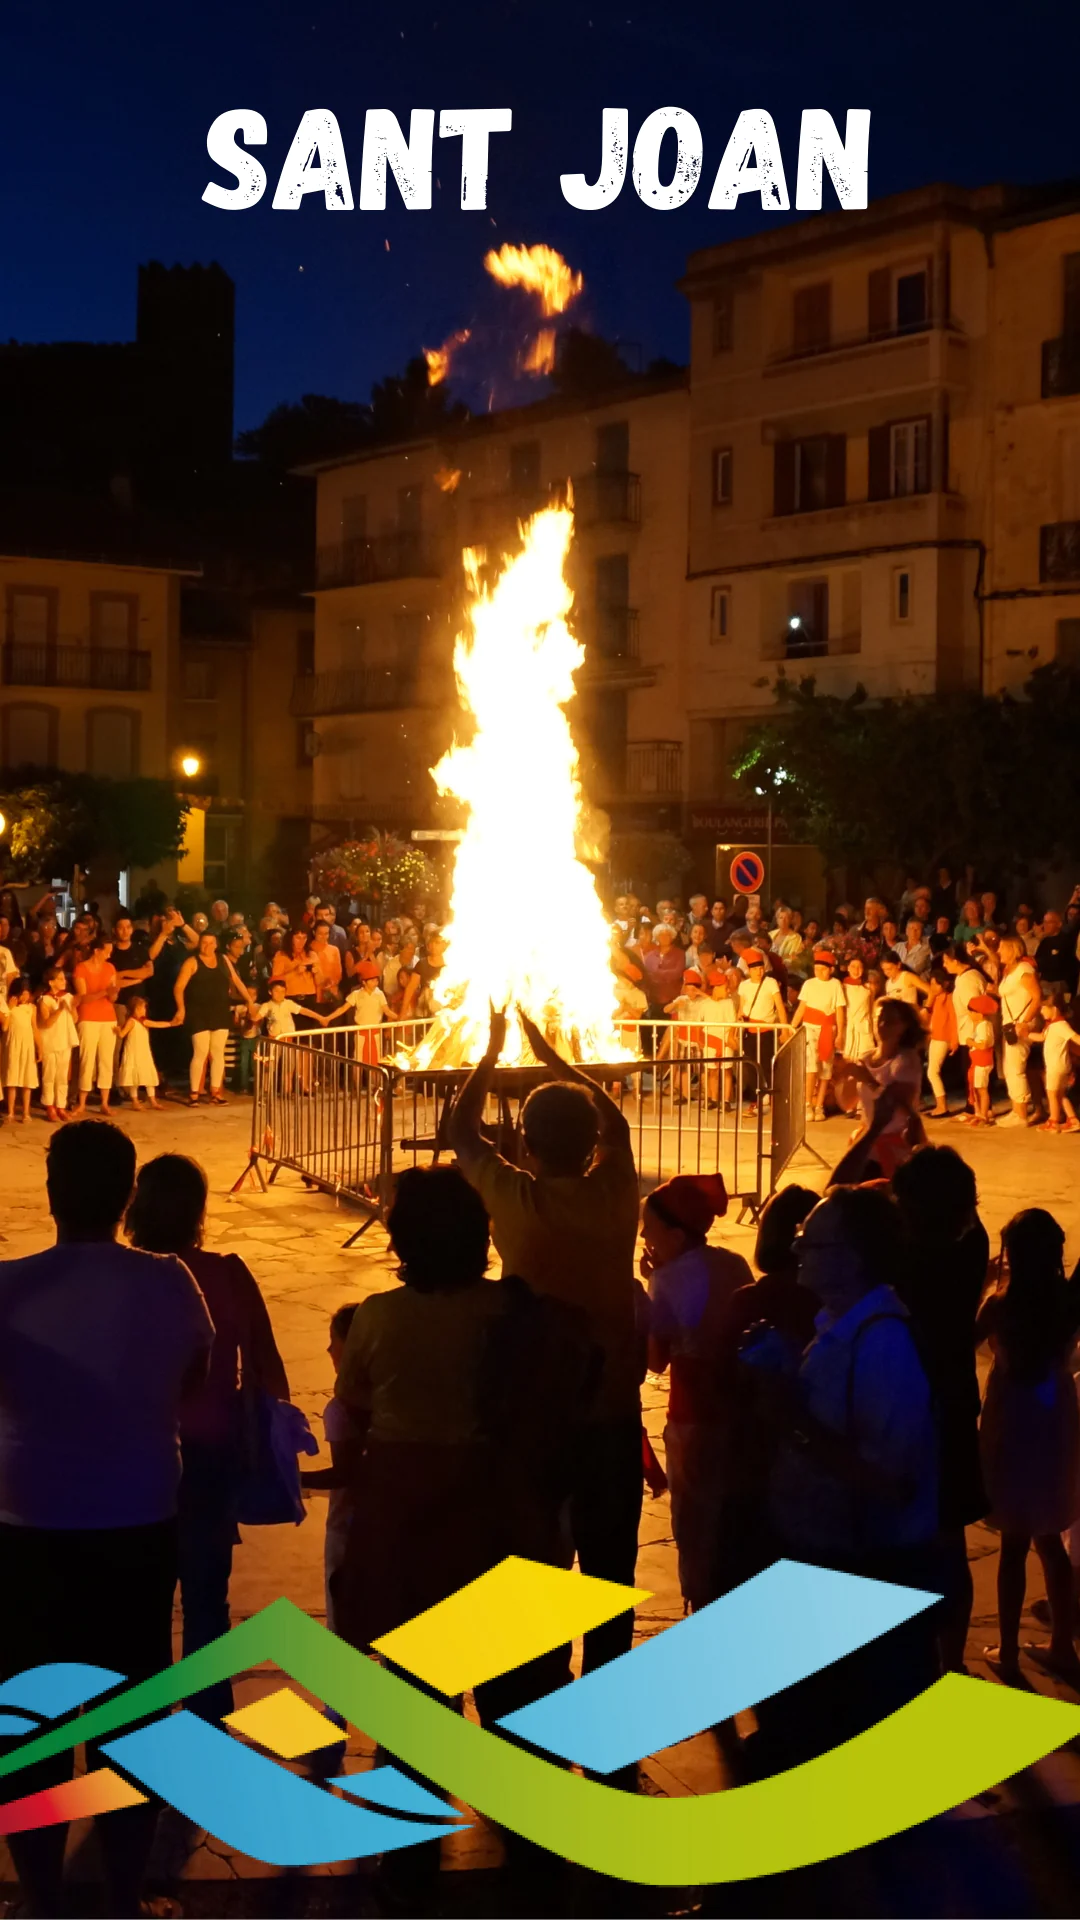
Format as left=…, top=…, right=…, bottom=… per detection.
left=1037, top=1120, right=1062, bottom=1133
left=209, top=1092, right=228, bottom=1106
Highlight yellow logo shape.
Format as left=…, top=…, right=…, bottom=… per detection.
left=373, top=1557, right=650, bottom=1694
left=225, top=1687, right=343, bottom=1759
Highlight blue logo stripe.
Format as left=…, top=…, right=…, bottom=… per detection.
left=331, top=1766, right=467, bottom=1820
left=498, top=1560, right=940, bottom=1771
left=102, top=1712, right=459, bottom=1867
left=0, top=1665, right=126, bottom=1719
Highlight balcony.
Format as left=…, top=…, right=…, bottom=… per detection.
left=1042, top=338, right=1080, bottom=399
left=626, top=740, right=682, bottom=796
left=2, top=641, right=151, bottom=691
left=465, top=485, right=553, bottom=545
left=290, top=666, right=422, bottom=717
left=315, top=532, right=440, bottom=590
left=573, top=470, right=642, bottom=528
left=1040, top=521, right=1080, bottom=583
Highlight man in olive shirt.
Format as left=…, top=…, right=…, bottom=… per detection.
left=450, top=1007, right=642, bottom=1674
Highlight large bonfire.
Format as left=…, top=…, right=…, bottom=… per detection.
left=406, top=502, right=627, bottom=1070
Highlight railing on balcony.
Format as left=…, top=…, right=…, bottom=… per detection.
left=590, top=605, right=640, bottom=666
left=290, top=667, right=422, bottom=717
left=315, top=532, right=440, bottom=590
left=573, top=470, right=642, bottom=528
left=1042, top=338, right=1080, bottom=400
left=2, top=642, right=151, bottom=691
left=1040, top=521, right=1080, bottom=584
left=466, top=485, right=553, bottom=543
left=623, top=740, right=683, bottom=797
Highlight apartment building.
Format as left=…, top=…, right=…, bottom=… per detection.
left=984, top=197, right=1080, bottom=688
left=299, top=372, right=689, bottom=846
left=679, top=183, right=1001, bottom=852
left=176, top=587, right=314, bottom=899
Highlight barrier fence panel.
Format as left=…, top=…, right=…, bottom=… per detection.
left=245, top=1017, right=809, bottom=1232
left=248, top=1036, right=391, bottom=1230
left=769, top=1027, right=809, bottom=1188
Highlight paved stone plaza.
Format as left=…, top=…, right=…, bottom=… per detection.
left=4, top=1098, right=1080, bottom=1913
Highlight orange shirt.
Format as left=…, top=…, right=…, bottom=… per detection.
left=74, top=959, right=118, bottom=1023
left=270, top=950, right=316, bottom=998
left=309, top=943, right=342, bottom=996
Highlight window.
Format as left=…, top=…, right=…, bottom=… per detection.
left=774, top=437, right=846, bottom=515
left=895, top=269, right=928, bottom=333
left=8, top=590, right=53, bottom=645
left=890, top=418, right=930, bottom=497
left=204, top=814, right=242, bottom=895
left=1, top=702, right=56, bottom=769
left=792, top=282, right=831, bottom=355
left=712, top=288, right=734, bottom=354
left=509, top=440, right=541, bottom=493
left=296, top=722, right=318, bottom=769
left=87, top=709, right=138, bottom=776
left=595, top=420, right=630, bottom=474
left=341, top=494, right=367, bottom=541
left=394, top=611, right=425, bottom=671
left=1057, top=618, right=1080, bottom=666
left=337, top=618, right=367, bottom=667
left=711, top=446, right=733, bottom=507
left=786, top=579, right=829, bottom=657
left=90, top=595, right=136, bottom=648
left=182, top=660, right=214, bottom=700
left=709, top=586, right=731, bottom=644
left=893, top=567, right=913, bottom=623
left=398, top=486, right=422, bottom=533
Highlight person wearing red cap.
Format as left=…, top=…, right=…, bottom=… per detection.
left=663, top=971, right=734, bottom=1108
left=642, top=1174, right=752, bottom=1612
left=323, top=961, right=390, bottom=1065
left=790, top=949, right=847, bottom=1123
left=962, top=992, right=999, bottom=1128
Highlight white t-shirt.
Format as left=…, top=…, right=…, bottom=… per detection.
left=0, top=1244, right=214, bottom=1528
left=1044, top=1020, right=1076, bottom=1084
left=885, top=970, right=923, bottom=1006
left=952, top=966, right=985, bottom=1046
left=798, top=976, right=847, bottom=1019
left=345, top=986, right=390, bottom=1027
left=737, top=974, right=786, bottom=1025
left=255, top=997, right=303, bottom=1038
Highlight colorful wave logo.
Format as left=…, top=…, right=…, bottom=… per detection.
left=0, top=1557, right=1078, bottom=1883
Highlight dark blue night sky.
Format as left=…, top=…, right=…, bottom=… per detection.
left=4, top=0, right=1079, bottom=431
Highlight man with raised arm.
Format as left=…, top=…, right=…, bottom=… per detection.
left=449, top=1005, right=643, bottom=1678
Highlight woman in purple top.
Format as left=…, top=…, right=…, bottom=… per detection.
left=126, top=1153, right=289, bottom=1719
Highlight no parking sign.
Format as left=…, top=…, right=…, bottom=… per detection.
left=729, top=849, right=765, bottom=895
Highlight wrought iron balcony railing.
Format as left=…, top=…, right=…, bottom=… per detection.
left=290, top=667, right=422, bottom=717
left=315, top=532, right=440, bottom=589
left=573, top=470, right=642, bottom=528
left=2, top=641, right=151, bottom=691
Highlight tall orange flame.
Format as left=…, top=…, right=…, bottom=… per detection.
left=483, top=244, right=584, bottom=317
left=522, top=328, right=557, bottom=377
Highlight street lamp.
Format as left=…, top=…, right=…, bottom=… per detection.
left=180, top=753, right=201, bottom=780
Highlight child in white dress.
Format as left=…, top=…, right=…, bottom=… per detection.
left=842, top=955, right=876, bottom=1062
left=1, top=981, right=39, bottom=1121
left=36, top=968, right=79, bottom=1120
left=116, top=994, right=175, bottom=1108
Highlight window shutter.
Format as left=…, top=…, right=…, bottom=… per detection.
left=868, top=267, right=891, bottom=337
left=773, top=442, right=796, bottom=517
left=938, top=410, right=949, bottom=493
left=940, top=249, right=951, bottom=326
left=793, top=283, right=831, bottom=354
left=867, top=424, right=891, bottom=501
left=825, top=435, right=847, bottom=509
left=1064, top=254, right=1080, bottom=339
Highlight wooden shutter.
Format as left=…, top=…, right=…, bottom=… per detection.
left=868, top=267, right=891, bottom=337
left=793, top=283, right=831, bottom=354
left=867, top=424, right=891, bottom=501
left=773, top=442, right=796, bottom=517
left=825, top=434, right=847, bottom=508
left=940, top=408, right=950, bottom=492
left=1064, top=254, right=1080, bottom=339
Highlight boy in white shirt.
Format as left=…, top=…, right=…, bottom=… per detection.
left=665, top=969, right=735, bottom=1109
left=736, top=949, right=788, bottom=1115
left=323, top=961, right=390, bottom=1064
left=790, top=948, right=847, bottom=1122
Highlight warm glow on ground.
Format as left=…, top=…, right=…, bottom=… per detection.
left=405, top=503, right=628, bottom=1069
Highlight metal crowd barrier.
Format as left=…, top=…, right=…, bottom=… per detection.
left=239, top=1017, right=809, bottom=1239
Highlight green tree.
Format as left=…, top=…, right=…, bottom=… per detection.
left=237, top=362, right=469, bottom=475
left=0, top=772, right=189, bottom=884
left=731, top=667, right=1078, bottom=887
